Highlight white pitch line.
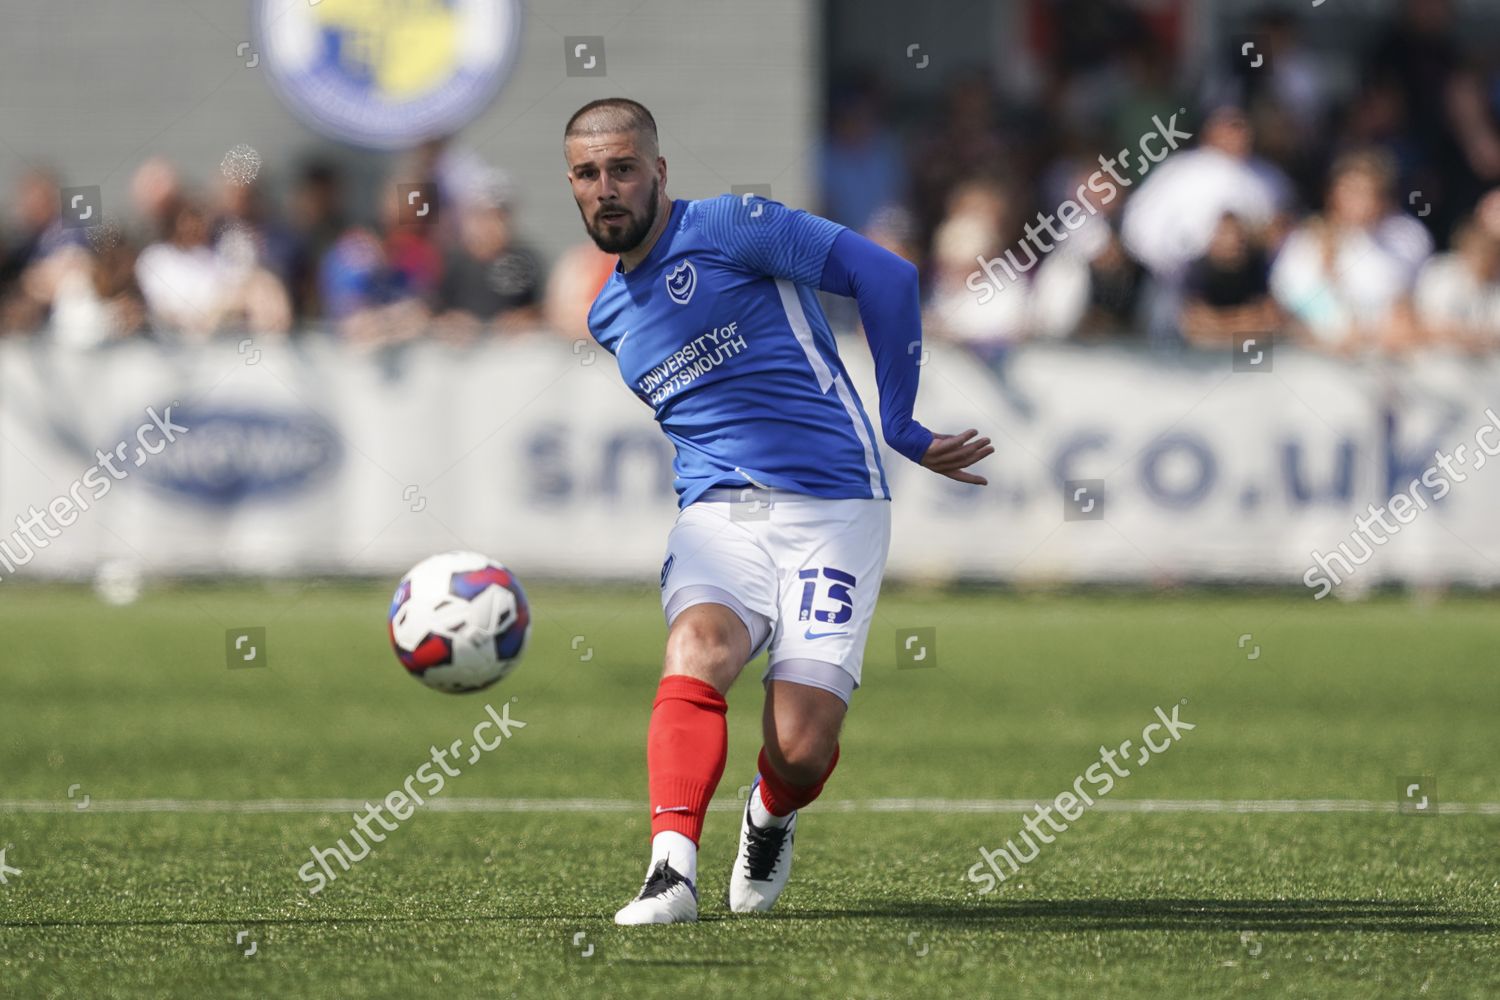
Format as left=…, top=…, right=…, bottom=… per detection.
left=0, top=797, right=1495, bottom=815
left=838, top=798, right=1500, bottom=816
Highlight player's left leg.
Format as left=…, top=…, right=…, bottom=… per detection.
left=728, top=674, right=846, bottom=912
left=727, top=493, right=890, bottom=913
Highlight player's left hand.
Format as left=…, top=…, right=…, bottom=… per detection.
left=920, top=428, right=993, bottom=486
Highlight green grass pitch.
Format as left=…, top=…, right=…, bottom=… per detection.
left=1, top=583, right=1496, bottom=998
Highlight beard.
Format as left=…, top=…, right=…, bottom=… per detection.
left=582, top=177, right=659, bottom=254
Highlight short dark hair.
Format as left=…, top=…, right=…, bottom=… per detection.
left=1330, top=148, right=1395, bottom=192
left=564, top=98, right=659, bottom=154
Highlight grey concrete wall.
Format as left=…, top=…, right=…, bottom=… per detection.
left=0, top=0, right=821, bottom=262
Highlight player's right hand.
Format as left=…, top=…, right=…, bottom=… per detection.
left=920, top=428, right=993, bottom=486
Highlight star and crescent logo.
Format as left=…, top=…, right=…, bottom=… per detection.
left=665, top=260, right=697, bottom=306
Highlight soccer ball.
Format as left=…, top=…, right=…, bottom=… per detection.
left=387, top=551, right=530, bottom=693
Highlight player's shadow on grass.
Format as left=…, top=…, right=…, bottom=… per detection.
left=789, top=898, right=1494, bottom=933
left=6, top=899, right=1489, bottom=934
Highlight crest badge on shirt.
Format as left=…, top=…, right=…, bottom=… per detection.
left=665, top=260, right=697, bottom=305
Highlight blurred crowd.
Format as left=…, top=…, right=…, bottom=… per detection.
left=3, top=0, right=1500, bottom=359
left=0, top=140, right=615, bottom=349
left=826, top=0, right=1500, bottom=357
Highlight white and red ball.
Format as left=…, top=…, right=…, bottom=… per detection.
left=388, top=551, right=530, bottom=693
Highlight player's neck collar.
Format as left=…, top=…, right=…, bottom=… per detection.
left=618, top=199, right=685, bottom=278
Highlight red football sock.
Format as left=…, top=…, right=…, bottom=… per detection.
left=757, top=743, right=840, bottom=816
left=647, top=675, right=728, bottom=844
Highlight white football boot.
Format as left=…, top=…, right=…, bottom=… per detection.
left=613, top=860, right=698, bottom=925
left=727, top=776, right=796, bottom=913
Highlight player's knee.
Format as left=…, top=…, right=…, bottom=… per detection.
left=766, top=726, right=836, bottom=786
left=662, top=608, right=745, bottom=687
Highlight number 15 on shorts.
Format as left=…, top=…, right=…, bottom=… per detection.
left=798, top=567, right=856, bottom=630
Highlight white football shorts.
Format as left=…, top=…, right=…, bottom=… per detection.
left=658, top=487, right=892, bottom=703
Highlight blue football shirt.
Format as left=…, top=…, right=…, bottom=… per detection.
left=587, top=194, right=909, bottom=508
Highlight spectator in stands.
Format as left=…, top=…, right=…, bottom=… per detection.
left=1107, top=41, right=1183, bottom=163
left=377, top=178, right=443, bottom=305
left=1121, top=104, right=1294, bottom=280
left=544, top=241, right=615, bottom=344
left=285, top=161, right=346, bottom=323
left=1250, top=11, right=1335, bottom=140
left=1335, top=75, right=1424, bottom=208
left=910, top=73, right=1014, bottom=247
left=409, top=135, right=494, bottom=234
left=925, top=206, right=1028, bottom=360
left=1235, top=11, right=1337, bottom=211
left=819, top=73, right=908, bottom=233
left=1207, top=13, right=1331, bottom=135
left=0, top=168, right=80, bottom=330
left=212, top=174, right=300, bottom=305
left=863, top=204, right=922, bottom=268
left=1270, top=150, right=1432, bottom=355
left=1030, top=222, right=1145, bottom=342
left=128, top=157, right=184, bottom=244
left=11, top=238, right=147, bottom=347
left=1476, top=186, right=1500, bottom=243
left=429, top=171, right=543, bottom=342
left=1031, top=166, right=1146, bottom=341
left=135, top=198, right=291, bottom=340
left=1177, top=213, right=1279, bottom=350
left=318, top=169, right=453, bottom=348
left=1121, top=104, right=1294, bottom=346
left=1032, top=0, right=1156, bottom=145
left=1446, top=64, right=1500, bottom=220
left=1363, top=0, right=1500, bottom=244
left=1414, top=205, right=1500, bottom=350
left=318, top=224, right=428, bottom=348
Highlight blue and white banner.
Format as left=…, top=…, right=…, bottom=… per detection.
left=1, top=337, right=1498, bottom=589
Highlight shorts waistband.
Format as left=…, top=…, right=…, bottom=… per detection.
left=698, top=486, right=812, bottom=504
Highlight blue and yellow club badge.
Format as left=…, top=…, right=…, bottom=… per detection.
left=256, top=0, right=522, bottom=149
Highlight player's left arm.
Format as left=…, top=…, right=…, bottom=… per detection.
left=703, top=195, right=990, bottom=484
left=817, top=229, right=992, bottom=486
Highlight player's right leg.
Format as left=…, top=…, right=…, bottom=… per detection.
left=614, top=501, right=777, bottom=926
left=613, top=603, right=748, bottom=925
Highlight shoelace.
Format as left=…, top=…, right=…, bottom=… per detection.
left=638, top=860, right=681, bottom=899
left=743, top=819, right=789, bottom=881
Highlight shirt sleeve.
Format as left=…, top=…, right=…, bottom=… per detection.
left=694, top=193, right=844, bottom=286
left=818, top=229, right=934, bottom=464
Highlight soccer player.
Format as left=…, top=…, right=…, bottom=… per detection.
left=564, top=98, right=992, bottom=925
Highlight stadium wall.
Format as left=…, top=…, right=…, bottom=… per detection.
left=0, top=0, right=821, bottom=264
left=3, top=337, right=1499, bottom=590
